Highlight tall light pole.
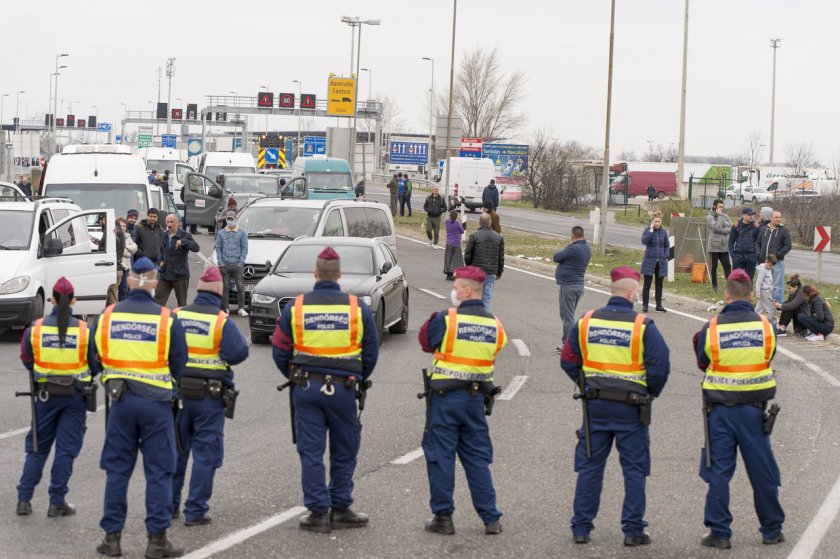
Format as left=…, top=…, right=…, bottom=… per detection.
left=229, top=91, right=238, bottom=151
left=52, top=53, right=69, bottom=153
left=292, top=80, right=302, bottom=158
left=15, top=90, right=25, bottom=127
left=165, top=57, right=175, bottom=134
left=769, top=38, right=781, bottom=165
left=676, top=0, right=689, bottom=197
left=1, top=93, right=8, bottom=181
left=598, top=0, right=616, bottom=256
left=443, top=0, right=458, bottom=204
left=341, top=16, right=380, bottom=178
left=360, top=68, right=372, bottom=100
left=422, top=57, right=435, bottom=179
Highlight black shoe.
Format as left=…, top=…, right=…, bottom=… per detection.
left=485, top=521, right=502, bottom=535
left=330, top=508, right=369, bottom=529
left=184, top=514, right=212, bottom=526
left=445, top=273, right=454, bottom=281
left=171, top=510, right=179, bottom=520
left=655, top=306, right=667, bottom=312
left=624, top=532, right=652, bottom=546
left=701, top=533, right=732, bottom=549
left=145, top=531, right=183, bottom=558
left=47, top=502, right=76, bottom=517
left=299, top=511, right=331, bottom=533
left=96, top=532, right=122, bottom=557
left=763, top=532, right=785, bottom=545
left=573, top=533, right=590, bottom=544
left=16, top=501, right=31, bottom=516
left=642, top=306, right=649, bottom=313
left=425, top=515, right=455, bottom=535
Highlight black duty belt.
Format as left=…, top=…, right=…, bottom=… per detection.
left=586, top=389, right=651, bottom=406
left=428, top=380, right=497, bottom=398
left=705, top=400, right=767, bottom=411
left=291, top=370, right=359, bottom=396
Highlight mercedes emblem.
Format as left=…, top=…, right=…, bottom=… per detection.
left=243, top=266, right=256, bottom=279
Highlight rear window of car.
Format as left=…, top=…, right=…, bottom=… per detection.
left=343, top=207, right=392, bottom=238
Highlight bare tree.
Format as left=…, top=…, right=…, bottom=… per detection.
left=831, top=151, right=840, bottom=180
left=521, top=129, right=596, bottom=211
left=742, top=131, right=764, bottom=167
left=376, top=94, right=405, bottom=134
left=785, top=141, right=819, bottom=175
left=616, top=149, right=637, bottom=161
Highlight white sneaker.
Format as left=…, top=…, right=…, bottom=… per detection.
left=237, top=308, right=249, bottom=317
left=806, top=333, right=824, bottom=341
left=428, top=239, right=433, bottom=248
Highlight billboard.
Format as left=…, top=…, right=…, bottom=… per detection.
left=482, top=143, right=529, bottom=200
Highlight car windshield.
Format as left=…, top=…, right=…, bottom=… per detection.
left=274, top=245, right=374, bottom=275
left=224, top=176, right=279, bottom=195
left=45, top=184, right=149, bottom=218
left=0, top=210, right=34, bottom=249
left=307, top=172, right=353, bottom=193
left=146, top=160, right=176, bottom=174
left=205, top=166, right=255, bottom=177
left=237, top=206, right=321, bottom=239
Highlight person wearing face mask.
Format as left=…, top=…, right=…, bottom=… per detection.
left=560, top=266, right=670, bottom=547
left=418, top=265, right=508, bottom=536
left=214, top=210, right=249, bottom=316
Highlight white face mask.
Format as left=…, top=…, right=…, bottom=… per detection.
left=450, top=289, right=460, bottom=307
left=226, top=219, right=236, bottom=228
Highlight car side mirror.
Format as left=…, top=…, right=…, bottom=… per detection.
left=380, top=262, right=392, bottom=275
left=265, top=259, right=272, bottom=272
left=44, top=238, right=63, bottom=257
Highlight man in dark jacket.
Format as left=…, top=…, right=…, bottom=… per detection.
left=386, top=174, right=398, bottom=217
left=757, top=211, right=792, bottom=303
left=728, top=208, right=760, bottom=281
left=553, top=226, right=592, bottom=345
left=482, top=179, right=500, bottom=212
left=155, top=213, right=200, bottom=307
left=134, top=209, right=164, bottom=263
left=423, top=187, right=448, bottom=248
left=464, top=213, right=504, bottom=311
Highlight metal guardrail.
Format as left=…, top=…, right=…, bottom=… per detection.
left=370, top=172, right=437, bottom=189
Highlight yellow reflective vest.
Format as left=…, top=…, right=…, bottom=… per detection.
left=31, top=318, right=91, bottom=382
left=290, top=294, right=364, bottom=374
left=431, top=308, right=507, bottom=382
left=579, top=310, right=648, bottom=395
left=175, top=307, right=227, bottom=377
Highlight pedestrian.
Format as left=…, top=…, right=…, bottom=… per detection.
left=91, top=257, right=188, bottom=558
left=125, top=209, right=139, bottom=236
left=418, top=265, right=508, bottom=536
left=387, top=174, right=398, bottom=217
left=148, top=170, right=157, bottom=184
left=646, top=183, right=656, bottom=202
left=354, top=179, right=366, bottom=199
left=553, top=226, right=592, bottom=346
left=270, top=246, right=379, bottom=533
left=119, top=210, right=140, bottom=301
left=728, top=207, right=760, bottom=281
left=757, top=210, right=792, bottom=303
left=134, top=208, right=164, bottom=263
left=693, top=268, right=785, bottom=550
left=561, top=266, right=670, bottom=546
left=757, top=206, right=773, bottom=233
left=482, top=179, right=499, bottom=211
left=705, top=199, right=732, bottom=293
left=16, top=277, right=94, bottom=518
left=106, top=215, right=126, bottom=306
left=464, top=213, right=504, bottom=311
left=443, top=210, right=465, bottom=280
left=155, top=213, right=200, bottom=308
left=92, top=212, right=109, bottom=253
left=215, top=210, right=249, bottom=316
left=216, top=197, right=238, bottom=230
left=799, top=285, right=835, bottom=341
left=172, top=267, right=249, bottom=526
left=482, top=202, right=501, bottom=233
left=755, top=254, right=780, bottom=332
left=772, top=274, right=808, bottom=336
left=161, top=170, right=171, bottom=194
left=403, top=174, right=413, bottom=216
left=398, top=173, right=408, bottom=217
left=18, top=175, right=32, bottom=198
left=423, top=186, right=448, bottom=248
left=640, top=212, right=669, bottom=312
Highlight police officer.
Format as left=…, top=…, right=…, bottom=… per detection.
left=271, top=246, right=379, bottom=533
left=693, top=268, right=785, bottom=549
left=16, top=277, right=95, bottom=517
left=172, top=267, right=249, bottom=526
left=418, top=265, right=507, bottom=536
left=90, top=257, right=188, bottom=559
left=560, top=266, right=670, bottom=546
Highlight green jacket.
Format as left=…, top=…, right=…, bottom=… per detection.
left=404, top=179, right=412, bottom=195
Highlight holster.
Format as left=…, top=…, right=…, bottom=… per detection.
left=44, top=376, right=76, bottom=397
left=83, top=382, right=98, bottom=412
left=764, top=403, right=781, bottom=435
left=107, top=379, right=127, bottom=402
left=222, top=386, right=239, bottom=420
left=178, top=376, right=208, bottom=400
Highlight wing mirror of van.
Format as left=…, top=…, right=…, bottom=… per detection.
left=44, top=238, right=64, bottom=257
left=380, top=261, right=392, bottom=275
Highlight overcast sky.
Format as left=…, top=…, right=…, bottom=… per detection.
left=3, top=0, right=838, bottom=164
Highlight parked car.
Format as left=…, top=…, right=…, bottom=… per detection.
left=744, top=187, right=774, bottom=203
left=791, top=189, right=821, bottom=199
left=248, top=237, right=409, bottom=344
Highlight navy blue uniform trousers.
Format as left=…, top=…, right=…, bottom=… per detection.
left=422, top=389, right=501, bottom=524
left=172, top=395, right=226, bottom=522
left=100, top=389, right=177, bottom=534
left=571, top=400, right=650, bottom=537
left=699, top=404, right=784, bottom=540
left=17, top=390, right=87, bottom=504
left=294, top=379, right=360, bottom=514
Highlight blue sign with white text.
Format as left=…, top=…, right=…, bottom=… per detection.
left=389, top=141, right=429, bottom=165
left=161, top=134, right=177, bottom=148
left=303, top=136, right=326, bottom=157
left=97, top=122, right=112, bottom=133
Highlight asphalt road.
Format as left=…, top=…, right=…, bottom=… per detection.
left=2, top=233, right=840, bottom=558
left=364, top=183, right=840, bottom=284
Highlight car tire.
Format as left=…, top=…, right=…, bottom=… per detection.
left=30, top=293, right=44, bottom=323
left=388, top=293, right=410, bottom=334
left=375, top=305, right=385, bottom=341
left=250, top=331, right=270, bottom=344
left=657, top=191, right=665, bottom=200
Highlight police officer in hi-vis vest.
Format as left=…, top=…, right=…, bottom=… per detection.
left=693, top=268, right=785, bottom=549
left=90, top=257, right=188, bottom=559
left=172, top=267, right=249, bottom=526
left=560, top=266, right=670, bottom=547
left=418, top=265, right=507, bottom=536
left=17, top=277, right=96, bottom=518
left=271, top=246, right=379, bottom=533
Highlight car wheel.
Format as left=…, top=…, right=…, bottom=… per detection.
left=250, top=331, right=270, bottom=344
left=375, top=305, right=385, bottom=341
left=30, top=292, right=44, bottom=323
left=389, top=292, right=410, bottom=334
left=656, top=191, right=665, bottom=200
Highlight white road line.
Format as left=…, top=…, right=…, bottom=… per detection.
left=417, top=288, right=447, bottom=301
left=497, top=375, right=528, bottom=401
left=391, top=447, right=424, bottom=465
left=181, top=506, right=307, bottom=559
left=788, top=475, right=840, bottom=559
left=0, top=427, right=29, bottom=441
left=511, top=338, right=531, bottom=356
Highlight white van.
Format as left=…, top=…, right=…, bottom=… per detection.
left=43, top=144, right=153, bottom=219
left=439, top=157, right=496, bottom=212
left=195, top=152, right=257, bottom=178
left=139, top=147, right=188, bottom=207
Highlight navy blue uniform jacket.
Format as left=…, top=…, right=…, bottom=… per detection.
left=20, top=307, right=98, bottom=384
left=692, top=299, right=777, bottom=371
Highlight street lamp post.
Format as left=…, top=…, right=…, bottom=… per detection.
left=292, top=80, right=302, bottom=159
left=360, top=68, right=372, bottom=101
left=165, top=57, right=175, bottom=134
left=15, top=90, right=25, bottom=128
left=341, top=16, right=380, bottom=179
left=422, top=57, right=435, bottom=179
left=1, top=93, right=8, bottom=181
left=229, top=91, right=238, bottom=151
left=443, top=0, right=457, bottom=205
left=769, top=38, right=781, bottom=165
left=598, top=0, right=617, bottom=256
left=52, top=53, right=69, bottom=154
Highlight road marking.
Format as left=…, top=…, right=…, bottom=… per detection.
left=391, top=447, right=424, bottom=465
left=0, top=427, right=29, bottom=441
left=498, top=375, right=528, bottom=401
left=788, top=475, right=840, bottom=559
left=181, top=506, right=307, bottom=559
left=511, top=338, right=531, bottom=356
left=417, top=288, right=447, bottom=301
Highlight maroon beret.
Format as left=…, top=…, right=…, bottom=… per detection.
left=318, top=246, right=340, bottom=261
left=52, top=276, right=74, bottom=296
left=728, top=268, right=751, bottom=283
left=454, top=266, right=486, bottom=283
left=610, top=266, right=641, bottom=282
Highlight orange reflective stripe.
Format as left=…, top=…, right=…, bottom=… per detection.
left=100, top=305, right=114, bottom=358
left=709, top=317, right=720, bottom=366
left=349, top=295, right=359, bottom=348
left=31, top=318, right=43, bottom=359
left=439, top=354, right=495, bottom=367
left=444, top=308, right=458, bottom=356
left=709, top=316, right=771, bottom=372
left=761, top=316, right=772, bottom=363
left=294, top=296, right=304, bottom=345
left=78, top=321, right=88, bottom=364
left=187, top=311, right=226, bottom=355
left=584, top=361, right=647, bottom=373
left=101, top=307, right=170, bottom=369
left=709, top=363, right=770, bottom=373
left=579, top=310, right=594, bottom=358
left=631, top=313, right=645, bottom=367
left=494, top=318, right=504, bottom=354
left=33, top=319, right=89, bottom=370
left=156, top=308, right=170, bottom=364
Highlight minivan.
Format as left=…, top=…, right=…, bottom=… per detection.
left=196, top=151, right=258, bottom=177
left=290, top=156, right=354, bottom=200
left=439, top=157, right=496, bottom=211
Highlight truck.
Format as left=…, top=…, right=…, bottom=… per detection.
left=438, top=157, right=496, bottom=211
left=609, top=162, right=678, bottom=199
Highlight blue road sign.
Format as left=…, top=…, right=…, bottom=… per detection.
left=233, top=138, right=243, bottom=150
left=97, top=122, right=112, bottom=133
left=115, top=134, right=122, bottom=143
left=187, top=138, right=203, bottom=157
left=303, top=136, right=326, bottom=157
left=161, top=134, right=177, bottom=148
left=389, top=141, right=429, bottom=166
left=265, top=148, right=279, bottom=164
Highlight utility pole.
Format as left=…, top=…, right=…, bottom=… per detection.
left=598, top=0, right=616, bottom=256
left=676, top=0, right=689, bottom=198
left=443, top=0, right=458, bottom=204
left=156, top=66, right=161, bottom=137
left=769, top=38, right=781, bottom=165
left=165, top=58, right=175, bottom=134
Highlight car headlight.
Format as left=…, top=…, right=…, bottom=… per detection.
left=251, top=293, right=277, bottom=305
left=360, top=296, right=372, bottom=306
left=0, top=276, right=30, bottom=295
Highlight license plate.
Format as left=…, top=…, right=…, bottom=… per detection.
left=244, top=284, right=256, bottom=292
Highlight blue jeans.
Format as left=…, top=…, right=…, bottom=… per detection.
left=771, top=260, right=785, bottom=303
left=481, top=275, right=496, bottom=311
left=797, top=313, right=834, bottom=336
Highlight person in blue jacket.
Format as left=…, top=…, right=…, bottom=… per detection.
left=640, top=212, right=670, bottom=313
left=271, top=246, right=379, bottom=533
left=172, top=266, right=249, bottom=527
left=482, top=179, right=500, bottom=212
left=728, top=207, right=761, bottom=281
left=561, top=266, right=670, bottom=547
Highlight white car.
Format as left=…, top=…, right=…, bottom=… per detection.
left=743, top=187, right=774, bottom=203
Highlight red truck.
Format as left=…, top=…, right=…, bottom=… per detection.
left=609, top=162, right=678, bottom=199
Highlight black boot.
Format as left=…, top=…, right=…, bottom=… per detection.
left=298, top=511, right=331, bottom=533
left=16, top=501, right=31, bottom=516
left=47, top=502, right=76, bottom=517
left=96, top=532, right=122, bottom=557
left=330, top=508, right=369, bottom=529
left=145, top=531, right=183, bottom=559
left=424, top=515, right=455, bottom=535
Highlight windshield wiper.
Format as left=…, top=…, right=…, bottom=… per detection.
left=0, top=244, right=15, bottom=250
left=249, top=232, right=296, bottom=240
